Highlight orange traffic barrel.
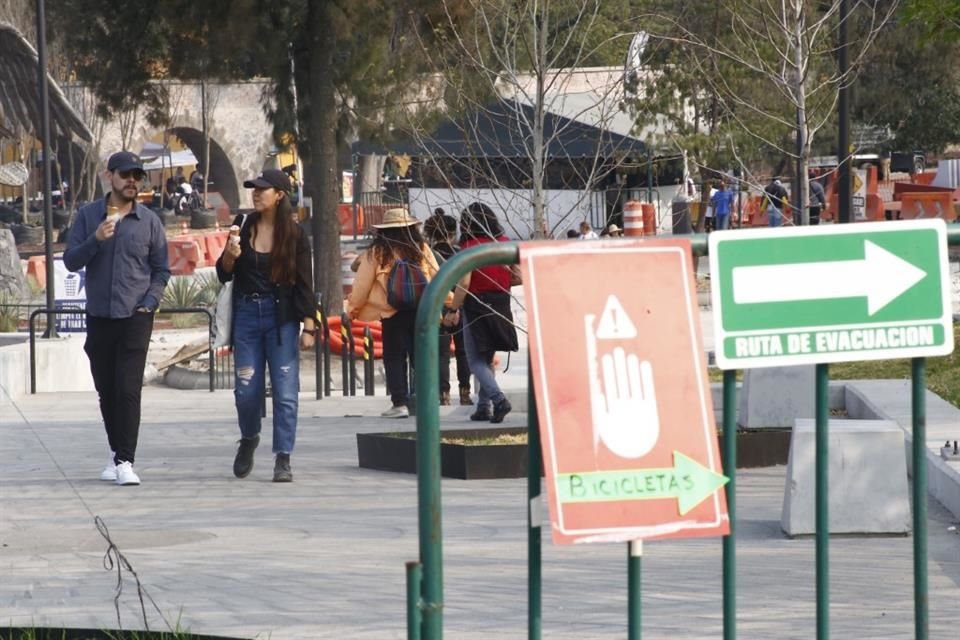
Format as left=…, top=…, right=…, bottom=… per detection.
left=641, top=203, right=656, bottom=235
left=623, top=200, right=644, bottom=236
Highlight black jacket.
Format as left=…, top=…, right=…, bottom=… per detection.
left=216, top=212, right=317, bottom=332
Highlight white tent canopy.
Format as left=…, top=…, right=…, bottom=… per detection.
left=138, top=142, right=198, bottom=171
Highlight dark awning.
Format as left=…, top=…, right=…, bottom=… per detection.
left=353, top=99, right=646, bottom=159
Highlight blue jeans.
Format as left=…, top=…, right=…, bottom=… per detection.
left=461, top=308, right=505, bottom=411
left=233, top=295, right=300, bottom=454
left=767, top=205, right=782, bottom=227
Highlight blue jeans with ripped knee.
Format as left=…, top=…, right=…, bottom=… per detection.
left=232, top=295, right=300, bottom=454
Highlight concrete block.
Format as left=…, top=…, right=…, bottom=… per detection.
left=781, top=418, right=911, bottom=536
left=738, top=365, right=815, bottom=429
left=0, top=338, right=27, bottom=407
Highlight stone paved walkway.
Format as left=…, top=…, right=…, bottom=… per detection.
left=1, top=389, right=959, bottom=639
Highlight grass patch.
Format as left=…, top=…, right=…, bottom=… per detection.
left=708, top=324, right=960, bottom=409
left=387, top=431, right=527, bottom=446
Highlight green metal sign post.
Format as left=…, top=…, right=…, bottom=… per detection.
left=708, top=219, right=953, bottom=370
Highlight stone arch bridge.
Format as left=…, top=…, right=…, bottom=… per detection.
left=89, top=80, right=275, bottom=210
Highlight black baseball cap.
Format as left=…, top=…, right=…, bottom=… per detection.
left=107, top=151, right=144, bottom=173
left=243, top=169, right=291, bottom=192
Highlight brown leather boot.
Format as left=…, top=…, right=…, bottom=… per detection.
left=440, top=391, right=451, bottom=406
left=459, top=386, right=473, bottom=406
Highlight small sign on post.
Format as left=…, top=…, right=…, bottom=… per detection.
left=522, top=239, right=729, bottom=544
left=709, top=219, right=954, bottom=369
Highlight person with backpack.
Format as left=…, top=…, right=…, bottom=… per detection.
left=348, top=208, right=443, bottom=418
left=446, top=202, right=518, bottom=424
left=423, top=210, right=472, bottom=406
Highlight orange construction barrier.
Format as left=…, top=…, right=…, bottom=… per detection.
left=167, top=237, right=206, bottom=275
left=26, top=256, right=46, bottom=290
left=198, top=230, right=229, bottom=264
left=900, top=192, right=957, bottom=221
left=337, top=204, right=364, bottom=235
left=322, top=316, right=384, bottom=359
left=622, top=200, right=643, bottom=237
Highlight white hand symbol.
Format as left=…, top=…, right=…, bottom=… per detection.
left=586, top=314, right=660, bottom=459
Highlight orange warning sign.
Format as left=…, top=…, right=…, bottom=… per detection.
left=522, top=239, right=729, bottom=544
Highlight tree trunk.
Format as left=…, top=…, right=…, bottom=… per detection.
left=308, top=0, right=343, bottom=316
left=792, top=0, right=809, bottom=226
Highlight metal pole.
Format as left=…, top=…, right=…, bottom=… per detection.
left=527, top=365, right=542, bottom=640
left=628, top=541, right=642, bottom=640
left=364, top=326, right=375, bottom=396
left=911, top=358, right=928, bottom=640
left=406, top=561, right=423, bottom=640
left=348, top=317, right=357, bottom=396
left=414, top=242, right=519, bottom=640
left=837, top=0, right=851, bottom=224
left=35, top=0, right=56, bottom=339
left=815, top=363, right=829, bottom=639
left=340, top=312, right=350, bottom=397
left=313, top=310, right=330, bottom=400
left=722, top=369, right=737, bottom=640
left=646, top=149, right=653, bottom=205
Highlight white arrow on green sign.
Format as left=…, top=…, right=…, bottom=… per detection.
left=555, top=451, right=728, bottom=516
left=709, top=219, right=954, bottom=369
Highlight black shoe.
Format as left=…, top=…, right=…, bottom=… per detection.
left=470, top=408, right=492, bottom=421
left=490, top=398, right=512, bottom=424
left=233, top=435, right=259, bottom=478
left=273, top=453, right=293, bottom=483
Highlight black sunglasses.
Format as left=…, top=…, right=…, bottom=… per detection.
left=117, top=169, right=145, bottom=180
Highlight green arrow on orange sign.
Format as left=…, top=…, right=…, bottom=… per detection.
left=555, top=451, right=728, bottom=516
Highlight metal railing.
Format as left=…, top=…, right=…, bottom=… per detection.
left=407, top=228, right=960, bottom=640
left=29, top=307, right=215, bottom=394
left=20, top=303, right=382, bottom=398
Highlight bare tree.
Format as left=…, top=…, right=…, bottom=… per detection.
left=401, top=0, right=649, bottom=239
left=636, top=0, right=899, bottom=225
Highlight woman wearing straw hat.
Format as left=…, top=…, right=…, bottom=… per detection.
left=348, top=208, right=443, bottom=418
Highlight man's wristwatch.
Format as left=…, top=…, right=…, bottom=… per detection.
left=302, top=328, right=316, bottom=336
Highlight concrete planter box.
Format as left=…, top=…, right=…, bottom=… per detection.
left=357, top=427, right=790, bottom=480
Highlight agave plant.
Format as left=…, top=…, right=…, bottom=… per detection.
left=0, top=290, right=23, bottom=332
left=160, top=276, right=210, bottom=328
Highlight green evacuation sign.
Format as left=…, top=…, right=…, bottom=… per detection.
left=708, top=219, right=954, bottom=369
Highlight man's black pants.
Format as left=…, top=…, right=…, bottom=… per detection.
left=84, top=312, right=154, bottom=464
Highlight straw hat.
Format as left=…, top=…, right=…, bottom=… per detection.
left=372, top=208, right=419, bottom=229
left=607, top=223, right=622, bottom=234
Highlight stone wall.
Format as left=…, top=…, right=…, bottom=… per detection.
left=0, top=228, right=27, bottom=298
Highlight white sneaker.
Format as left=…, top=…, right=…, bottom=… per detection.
left=381, top=405, right=409, bottom=419
left=115, top=461, right=140, bottom=486
left=100, top=453, right=117, bottom=482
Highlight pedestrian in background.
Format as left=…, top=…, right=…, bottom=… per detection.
left=710, top=182, right=735, bottom=230
left=424, top=210, right=472, bottom=406
left=578, top=220, right=599, bottom=239
left=808, top=169, right=827, bottom=226
left=448, top=202, right=518, bottom=423
left=764, top=177, right=788, bottom=227
left=348, top=208, right=443, bottom=418
left=64, top=151, right=170, bottom=486
left=217, top=169, right=317, bottom=483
